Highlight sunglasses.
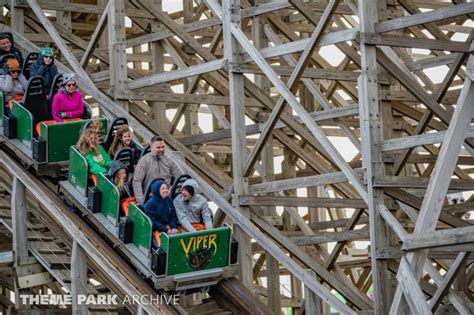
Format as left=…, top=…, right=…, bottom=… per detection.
left=44, top=55, right=52, bottom=59
left=10, top=70, right=20, bottom=74
left=66, top=83, right=76, bottom=87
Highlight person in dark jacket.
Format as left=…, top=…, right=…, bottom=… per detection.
left=30, top=47, right=58, bottom=95
left=143, top=179, right=180, bottom=235
left=0, top=33, right=24, bottom=72
left=108, top=160, right=135, bottom=216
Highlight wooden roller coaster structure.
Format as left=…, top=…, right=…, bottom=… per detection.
left=0, top=0, right=474, bottom=313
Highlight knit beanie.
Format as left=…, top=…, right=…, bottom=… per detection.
left=41, top=47, right=54, bottom=59
left=182, top=185, right=195, bottom=197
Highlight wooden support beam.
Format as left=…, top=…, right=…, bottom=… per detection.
left=128, top=59, right=227, bottom=90
left=430, top=252, right=470, bottom=312
left=250, top=169, right=364, bottom=194
left=358, top=1, right=392, bottom=312
left=71, top=241, right=88, bottom=314
left=80, top=0, right=111, bottom=68
left=382, top=128, right=474, bottom=151
left=222, top=0, right=252, bottom=290
left=12, top=177, right=28, bottom=264
left=374, top=176, right=474, bottom=191
left=250, top=214, right=371, bottom=311
left=239, top=196, right=367, bottom=209
left=375, top=2, right=474, bottom=33
left=361, top=33, right=472, bottom=52
left=396, top=257, right=431, bottom=314
left=402, top=227, right=474, bottom=251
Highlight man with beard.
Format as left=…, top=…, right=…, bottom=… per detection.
left=132, top=136, right=181, bottom=204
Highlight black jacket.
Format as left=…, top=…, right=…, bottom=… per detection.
left=30, top=54, right=58, bottom=94
left=0, top=33, right=24, bottom=73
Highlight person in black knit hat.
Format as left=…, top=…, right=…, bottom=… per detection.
left=173, top=178, right=213, bottom=232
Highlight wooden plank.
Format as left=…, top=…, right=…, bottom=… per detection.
left=429, top=252, right=470, bottom=312
left=374, top=176, right=474, bottom=190
left=378, top=206, right=407, bottom=242
left=250, top=169, right=365, bottom=194
left=375, top=2, right=474, bottom=33
left=362, top=33, right=471, bottom=52
left=358, top=1, right=392, bottom=313
left=423, top=260, right=471, bottom=314
left=324, top=209, right=365, bottom=271
left=396, top=257, right=431, bottom=315
left=12, top=177, right=28, bottom=264
left=382, top=128, right=474, bottom=151
left=239, top=196, right=367, bottom=208
left=237, top=0, right=357, bottom=177
left=128, top=59, right=227, bottom=90
left=17, top=272, right=53, bottom=289
left=249, top=214, right=368, bottom=311
left=402, top=226, right=474, bottom=251
left=178, top=105, right=359, bottom=146
left=289, top=229, right=369, bottom=246
left=222, top=0, right=252, bottom=289
left=71, top=241, right=88, bottom=314
left=80, top=0, right=111, bottom=68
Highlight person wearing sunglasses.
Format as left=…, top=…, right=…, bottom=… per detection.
left=30, top=47, right=58, bottom=94
left=0, top=57, right=27, bottom=111
left=51, top=73, right=83, bottom=122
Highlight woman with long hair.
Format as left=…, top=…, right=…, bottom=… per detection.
left=76, top=127, right=112, bottom=175
left=108, top=124, right=141, bottom=162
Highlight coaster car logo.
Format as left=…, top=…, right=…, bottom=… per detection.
left=188, top=248, right=211, bottom=269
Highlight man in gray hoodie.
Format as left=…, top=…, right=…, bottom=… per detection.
left=132, top=136, right=181, bottom=204
left=174, top=179, right=213, bottom=232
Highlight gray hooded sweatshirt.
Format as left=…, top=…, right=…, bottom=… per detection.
left=173, top=179, right=213, bottom=232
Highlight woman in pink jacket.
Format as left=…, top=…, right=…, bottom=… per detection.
left=51, top=73, right=83, bottom=122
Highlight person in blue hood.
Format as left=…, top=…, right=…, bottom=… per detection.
left=143, top=179, right=180, bottom=235
left=30, top=47, right=58, bottom=95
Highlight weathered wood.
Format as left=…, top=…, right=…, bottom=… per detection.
left=429, top=252, right=470, bottom=312
left=128, top=59, right=227, bottom=90
left=221, top=0, right=253, bottom=290
left=362, top=33, right=471, bottom=52
left=4, top=1, right=474, bottom=313
left=71, top=241, right=88, bottom=314
left=240, top=196, right=367, bottom=208
left=80, top=0, right=110, bottom=68
left=375, top=2, right=474, bottom=33
left=396, top=257, right=431, bottom=314
left=12, top=178, right=28, bottom=264
left=390, top=55, right=474, bottom=314
left=402, top=226, right=474, bottom=251
left=358, top=1, right=392, bottom=313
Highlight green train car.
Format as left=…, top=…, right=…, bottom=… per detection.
left=60, top=145, right=238, bottom=291
left=0, top=76, right=95, bottom=176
